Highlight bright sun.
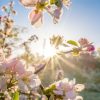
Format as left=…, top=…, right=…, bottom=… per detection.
left=43, top=45, right=56, bottom=58
left=30, top=39, right=57, bottom=58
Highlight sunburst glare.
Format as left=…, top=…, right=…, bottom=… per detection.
left=43, top=44, right=56, bottom=58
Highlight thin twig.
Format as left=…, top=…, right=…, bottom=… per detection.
left=58, top=42, right=93, bottom=54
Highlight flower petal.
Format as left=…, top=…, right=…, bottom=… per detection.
left=65, top=90, right=76, bottom=99
left=53, top=90, right=63, bottom=95
left=75, top=96, right=83, bottom=100
left=53, top=8, right=62, bottom=24
left=75, top=84, right=85, bottom=92
left=28, top=10, right=43, bottom=27
left=78, top=38, right=89, bottom=46
left=27, top=74, right=41, bottom=89
left=2, top=58, right=25, bottom=75
left=63, top=0, right=71, bottom=8
left=19, top=0, right=38, bottom=7
left=87, top=44, right=95, bottom=52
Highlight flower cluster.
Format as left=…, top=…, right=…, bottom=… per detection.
left=0, top=54, right=41, bottom=99
left=0, top=1, right=92, bottom=100
left=78, top=38, right=95, bottom=52
left=49, top=35, right=95, bottom=56
left=44, top=78, right=85, bottom=100
left=19, top=0, right=71, bottom=27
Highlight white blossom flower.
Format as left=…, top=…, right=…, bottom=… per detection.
left=19, top=0, right=39, bottom=7
left=53, top=78, right=85, bottom=100
left=18, top=79, right=29, bottom=93
left=19, top=94, right=28, bottom=100
left=75, top=84, right=85, bottom=92
left=18, top=71, right=41, bottom=93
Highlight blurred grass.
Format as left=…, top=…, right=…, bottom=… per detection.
left=81, top=91, right=100, bottom=100
left=39, top=54, right=100, bottom=100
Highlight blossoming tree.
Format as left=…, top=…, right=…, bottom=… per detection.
left=0, top=0, right=95, bottom=100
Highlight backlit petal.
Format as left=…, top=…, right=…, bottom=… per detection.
left=19, top=0, right=38, bottom=7
left=29, top=10, right=43, bottom=27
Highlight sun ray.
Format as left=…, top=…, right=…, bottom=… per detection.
left=50, top=57, right=56, bottom=80
left=55, top=55, right=62, bottom=70
left=51, top=57, right=55, bottom=70
left=57, top=54, right=78, bottom=69
left=56, top=54, right=89, bottom=78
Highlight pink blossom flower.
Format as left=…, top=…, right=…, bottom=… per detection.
left=78, top=38, right=89, bottom=46
left=2, top=58, right=25, bottom=75
left=19, top=0, right=39, bottom=7
left=53, top=8, right=62, bottom=24
left=19, top=0, right=71, bottom=27
left=53, top=78, right=85, bottom=99
left=87, top=44, right=95, bottom=52
left=28, top=10, right=43, bottom=27
left=18, top=72, right=41, bottom=92
left=64, top=90, right=76, bottom=100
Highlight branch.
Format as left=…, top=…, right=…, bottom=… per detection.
left=58, top=42, right=93, bottom=54
left=34, top=58, right=51, bottom=74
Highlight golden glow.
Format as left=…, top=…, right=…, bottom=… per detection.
left=43, top=44, right=56, bottom=58
left=29, top=39, right=57, bottom=58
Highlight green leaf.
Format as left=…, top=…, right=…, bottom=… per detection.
left=36, top=2, right=48, bottom=10
left=72, top=48, right=80, bottom=56
left=50, top=0, right=62, bottom=7
left=55, top=0, right=62, bottom=7
left=50, top=0, right=56, bottom=4
left=44, top=84, right=56, bottom=95
left=13, top=91, right=19, bottom=100
left=67, top=40, right=79, bottom=47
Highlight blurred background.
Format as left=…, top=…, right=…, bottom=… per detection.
left=0, top=0, right=100, bottom=100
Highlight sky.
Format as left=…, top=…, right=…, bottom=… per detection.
left=0, top=0, right=100, bottom=48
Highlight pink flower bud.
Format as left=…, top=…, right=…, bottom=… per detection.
left=87, top=44, right=95, bottom=52
left=78, top=38, right=89, bottom=46
left=28, top=10, right=43, bottom=27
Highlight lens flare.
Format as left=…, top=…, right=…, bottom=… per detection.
left=43, top=45, right=56, bottom=58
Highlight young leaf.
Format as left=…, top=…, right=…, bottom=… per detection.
left=55, top=0, right=62, bottom=7
left=13, top=91, right=19, bottom=100
left=67, top=40, right=79, bottom=47
left=50, top=0, right=56, bottom=4
left=44, top=84, right=56, bottom=95
left=50, top=0, right=62, bottom=7
left=72, top=48, right=80, bottom=56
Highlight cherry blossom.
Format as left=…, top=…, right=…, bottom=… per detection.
left=19, top=0, right=71, bottom=27
left=53, top=78, right=85, bottom=100
left=19, top=0, right=39, bottom=7
left=28, top=10, right=43, bottom=27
